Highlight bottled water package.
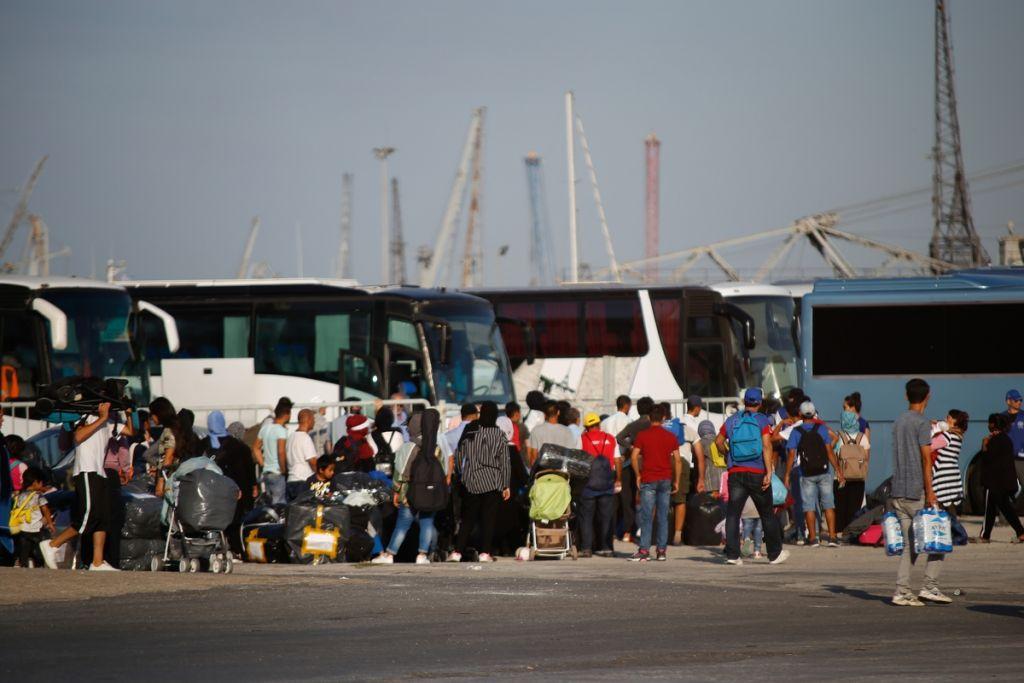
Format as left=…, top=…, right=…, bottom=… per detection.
left=882, top=511, right=904, bottom=556
left=913, top=508, right=954, bottom=554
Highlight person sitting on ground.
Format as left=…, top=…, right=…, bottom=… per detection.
left=784, top=401, right=841, bottom=547
left=373, top=409, right=449, bottom=565
left=12, top=467, right=56, bottom=568
left=286, top=409, right=319, bottom=501
left=526, top=401, right=580, bottom=468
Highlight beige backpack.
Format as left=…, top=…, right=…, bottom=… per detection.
left=838, top=432, right=868, bottom=481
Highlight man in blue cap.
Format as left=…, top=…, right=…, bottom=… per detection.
left=715, top=388, right=789, bottom=566
left=1004, top=389, right=1024, bottom=486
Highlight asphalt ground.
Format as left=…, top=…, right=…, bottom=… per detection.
left=2, top=518, right=1022, bottom=682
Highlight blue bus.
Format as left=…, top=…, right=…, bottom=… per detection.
left=798, top=268, right=1024, bottom=503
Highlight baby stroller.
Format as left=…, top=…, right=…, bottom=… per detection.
left=156, top=466, right=239, bottom=573
left=527, top=469, right=577, bottom=560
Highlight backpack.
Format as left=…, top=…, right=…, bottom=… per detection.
left=727, top=411, right=763, bottom=462
left=838, top=432, right=868, bottom=481
left=583, top=433, right=616, bottom=493
left=796, top=425, right=829, bottom=476
left=406, top=446, right=449, bottom=513
left=9, top=492, right=37, bottom=534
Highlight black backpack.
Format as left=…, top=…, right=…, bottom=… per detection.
left=796, top=425, right=829, bottom=476
left=583, top=433, right=616, bottom=492
left=406, top=446, right=449, bottom=513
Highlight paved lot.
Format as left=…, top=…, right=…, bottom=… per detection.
left=2, top=520, right=1022, bottom=681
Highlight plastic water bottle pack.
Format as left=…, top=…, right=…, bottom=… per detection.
left=882, top=511, right=904, bottom=556
left=913, top=508, right=954, bottom=554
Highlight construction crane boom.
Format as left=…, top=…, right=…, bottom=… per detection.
left=238, top=216, right=260, bottom=278
left=391, top=177, right=407, bottom=284
left=0, top=155, right=48, bottom=262
left=461, top=109, right=486, bottom=287
left=525, top=153, right=556, bottom=286
left=337, top=173, right=352, bottom=279
left=574, top=111, right=621, bottom=282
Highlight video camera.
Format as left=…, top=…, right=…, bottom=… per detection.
left=34, top=376, right=136, bottom=421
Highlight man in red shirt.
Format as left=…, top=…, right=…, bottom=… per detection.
left=628, top=405, right=681, bottom=562
left=579, top=412, right=621, bottom=557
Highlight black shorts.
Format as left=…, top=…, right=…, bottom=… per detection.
left=72, top=472, right=111, bottom=535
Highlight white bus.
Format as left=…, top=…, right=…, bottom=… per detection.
left=711, top=282, right=800, bottom=400
left=469, top=285, right=754, bottom=409
left=0, top=276, right=178, bottom=433
left=126, top=279, right=515, bottom=412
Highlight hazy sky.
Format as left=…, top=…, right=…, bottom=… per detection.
left=1, top=0, right=1021, bottom=285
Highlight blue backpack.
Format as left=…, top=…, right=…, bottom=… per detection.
left=727, top=411, right=763, bottom=462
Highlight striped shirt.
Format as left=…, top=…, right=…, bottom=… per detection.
left=456, top=426, right=511, bottom=495
left=931, top=430, right=964, bottom=506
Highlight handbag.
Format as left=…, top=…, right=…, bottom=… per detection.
left=771, top=473, right=787, bottom=506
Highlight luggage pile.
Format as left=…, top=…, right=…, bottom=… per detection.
left=119, top=493, right=164, bottom=571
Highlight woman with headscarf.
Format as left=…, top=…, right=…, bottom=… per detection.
left=203, top=415, right=257, bottom=555
left=371, top=407, right=406, bottom=477
left=833, top=403, right=872, bottom=533
left=372, top=409, right=449, bottom=565
left=694, top=419, right=727, bottom=496
left=448, top=401, right=510, bottom=563
left=332, top=415, right=376, bottom=473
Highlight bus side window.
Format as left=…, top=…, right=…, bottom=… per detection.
left=0, top=311, right=42, bottom=399
left=685, top=343, right=727, bottom=398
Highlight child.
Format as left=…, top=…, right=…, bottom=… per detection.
left=740, top=497, right=763, bottom=559
left=306, top=454, right=336, bottom=499
left=12, top=467, right=56, bottom=568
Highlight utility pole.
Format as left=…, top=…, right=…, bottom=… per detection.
left=929, top=0, right=988, bottom=268
left=644, top=133, right=661, bottom=283
left=391, top=177, right=407, bottom=284
left=565, top=91, right=579, bottom=283
left=373, top=147, right=395, bottom=283
left=337, top=173, right=352, bottom=279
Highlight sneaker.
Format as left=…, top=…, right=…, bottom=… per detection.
left=594, top=550, right=614, bottom=558
left=446, top=551, right=462, bottom=563
left=478, top=553, right=495, bottom=562
left=655, top=548, right=667, bottom=562
left=808, top=537, right=820, bottom=548
left=725, top=557, right=743, bottom=565
left=769, top=549, right=791, bottom=565
left=918, top=587, right=952, bottom=604
left=796, top=537, right=806, bottom=546
left=827, top=537, right=840, bottom=548
left=88, top=562, right=120, bottom=572
left=892, top=592, right=925, bottom=607
left=628, top=550, right=650, bottom=562
left=753, top=551, right=764, bottom=560
left=579, top=550, right=593, bottom=558
left=415, top=554, right=431, bottom=565
left=370, top=553, right=394, bottom=565
left=38, top=540, right=59, bottom=569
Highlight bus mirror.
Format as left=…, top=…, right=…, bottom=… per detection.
left=136, top=300, right=181, bottom=353
left=31, top=298, right=68, bottom=351
left=714, top=303, right=756, bottom=351
left=496, top=316, right=536, bottom=365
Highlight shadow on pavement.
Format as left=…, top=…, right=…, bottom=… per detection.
left=967, top=604, right=1024, bottom=619
left=823, top=584, right=892, bottom=605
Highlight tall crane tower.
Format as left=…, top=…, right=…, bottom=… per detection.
left=461, top=109, right=486, bottom=287
left=644, top=134, right=661, bottom=283
left=0, top=155, right=47, bottom=270
left=928, top=0, right=988, bottom=268
left=525, top=153, right=556, bottom=286
left=336, top=173, right=353, bottom=279
left=390, top=177, right=407, bottom=284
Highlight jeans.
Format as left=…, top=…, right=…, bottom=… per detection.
left=800, top=472, right=836, bottom=511
left=789, top=468, right=805, bottom=539
left=637, top=479, right=671, bottom=551
left=742, top=518, right=763, bottom=552
left=262, top=472, right=286, bottom=506
left=891, top=497, right=943, bottom=594
left=725, top=471, right=783, bottom=561
left=580, top=494, right=614, bottom=552
left=387, top=505, right=436, bottom=555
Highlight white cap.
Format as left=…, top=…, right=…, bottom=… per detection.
left=799, top=401, right=816, bottom=418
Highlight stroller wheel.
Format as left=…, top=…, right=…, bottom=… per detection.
left=210, top=556, right=224, bottom=574
left=149, top=555, right=165, bottom=572
left=188, top=558, right=201, bottom=573
left=224, top=557, right=234, bottom=574
left=178, top=558, right=190, bottom=573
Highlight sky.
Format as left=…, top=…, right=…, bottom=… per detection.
left=0, top=0, right=1022, bottom=286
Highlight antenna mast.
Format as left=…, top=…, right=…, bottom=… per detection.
left=337, top=173, right=352, bottom=278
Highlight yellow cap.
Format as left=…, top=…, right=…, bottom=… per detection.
left=583, top=412, right=601, bottom=427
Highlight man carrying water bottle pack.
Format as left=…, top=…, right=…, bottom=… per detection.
left=715, top=388, right=790, bottom=566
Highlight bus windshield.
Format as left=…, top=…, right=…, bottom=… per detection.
left=41, top=289, right=145, bottom=398
left=423, top=302, right=514, bottom=405
left=728, top=295, right=798, bottom=398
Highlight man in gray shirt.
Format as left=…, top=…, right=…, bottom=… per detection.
left=890, top=378, right=947, bottom=607
left=527, top=402, right=581, bottom=467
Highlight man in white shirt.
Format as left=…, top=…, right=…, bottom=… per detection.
left=286, top=409, right=319, bottom=501
left=523, top=391, right=547, bottom=432
left=444, top=403, right=478, bottom=454
left=39, top=402, right=119, bottom=571
left=600, top=395, right=633, bottom=437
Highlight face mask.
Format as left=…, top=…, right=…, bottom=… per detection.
left=840, top=411, right=858, bottom=433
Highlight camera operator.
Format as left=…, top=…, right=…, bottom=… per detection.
left=38, top=402, right=120, bottom=571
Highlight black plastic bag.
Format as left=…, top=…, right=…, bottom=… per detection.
left=865, top=477, right=892, bottom=510
left=328, top=471, right=391, bottom=508
left=177, top=470, right=240, bottom=532
left=242, top=505, right=286, bottom=526
left=242, top=522, right=290, bottom=563
left=118, top=538, right=164, bottom=571
left=121, top=494, right=163, bottom=539
left=535, top=444, right=593, bottom=479
left=285, top=503, right=351, bottom=564
left=683, top=492, right=725, bottom=546
left=345, top=528, right=374, bottom=563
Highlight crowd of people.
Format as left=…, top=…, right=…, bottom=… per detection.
left=3, top=380, right=1024, bottom=608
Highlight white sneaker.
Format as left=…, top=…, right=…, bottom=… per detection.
left=38, top=540, right=59, bottom=569
left=892, top=592, right=925, bottom=607
left=88, top=561, right=120, bottom=572
left=415, top=554, right=431, bottom=565
left=918, top=587, right=952, bottom=604
left=477, top=553, right=495, bottom=562
left=769, top=550, right=791, bottom=565
left=725, top=557, right=743, bottom=565
left=446, top=551, right=462, bottom=563
left=370, top=553, right=394, bottom=565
